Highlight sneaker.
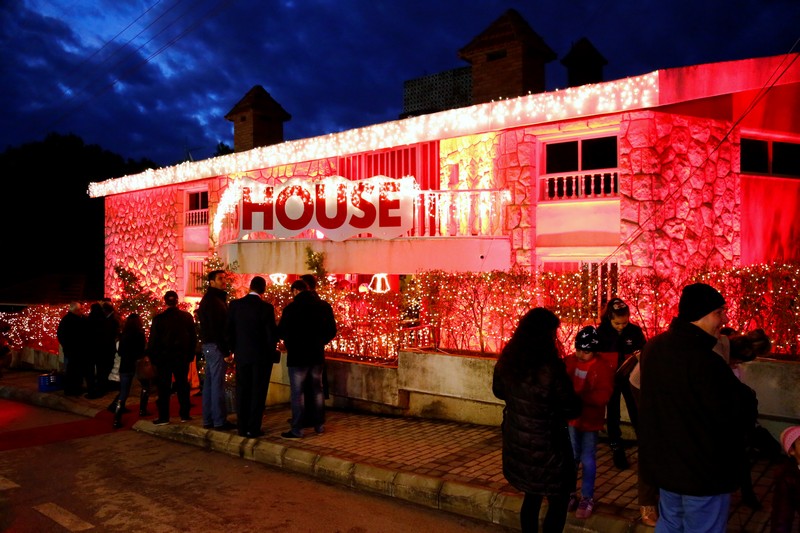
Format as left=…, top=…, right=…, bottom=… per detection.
left=280, top=431, right=301, bottom=440
left=314, top=425, right=325, bottom=435
left=576, top=497, right=594, bottom=519
left=152, top=418, right=170, bottom=426
left=567, top=493, right=580, bottom=512
left=640, top=505, right=658, bottom=527
left=180, top=416, right=192, bottom=422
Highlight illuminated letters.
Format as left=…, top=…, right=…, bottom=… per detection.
left=239, top=175, right=417, bottom=241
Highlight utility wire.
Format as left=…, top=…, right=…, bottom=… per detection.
left=598, top=40, right=800, bottom=285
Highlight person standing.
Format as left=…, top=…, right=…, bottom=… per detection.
left=596, top=297, right=646, bottom=469
left=197, top=270, right=235, bottom=431
left=96, top=300, right=121, bottom=396
left=278, top=279, right=337, bottom=439
left=492, top=307, right=582, bottom=533
left=148, top=291, right=197, bottom=425
left=639, top=283, right=757, bottom=533
left=227, top=276, right=278, bottom=438
left=109, top=313, right=146, bottom=428
left=564, top=325, right=615, bottom=520
left=299, top=274, right=336, bottom=423
left=85, top=302, right=106, bottom=398
left=57, top=302, right=89, bottom=396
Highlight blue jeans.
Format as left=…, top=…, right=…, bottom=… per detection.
left=657, top=489, right=730, bottom=533
left=202, top=343, right=228, bottom=427
left=568, top=427, right=598, bottom=499
left=118, top=372, right=134, bottom=406
left=288, top=365, right=324, bottom=436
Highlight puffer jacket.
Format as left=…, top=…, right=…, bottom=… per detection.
left=492, top=355, right=582, bottom=495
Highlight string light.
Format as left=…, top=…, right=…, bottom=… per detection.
left=87, top=74, right=659, bottom=198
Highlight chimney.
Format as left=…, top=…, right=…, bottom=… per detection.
left=224, top=85, right=291, bottom=152
left=560, top=38, right=607, bottom=87
left=458, top=9, right=556, bottom=104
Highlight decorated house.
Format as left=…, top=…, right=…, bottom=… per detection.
left=83, top=12, right=800, bottom=425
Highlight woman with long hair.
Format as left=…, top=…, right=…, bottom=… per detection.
left=110, top=313, right=146, bottom=428
left=493, top=307, right=581, bottom=533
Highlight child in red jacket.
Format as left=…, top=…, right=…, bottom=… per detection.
left=771, top=426, right=800, bottom=532
left=565, top=325, right=615, bottom=519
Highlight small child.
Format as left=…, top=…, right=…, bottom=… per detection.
left=771, top=426, right=800, bottom=533
left=565, top=325, right=616, bottom=519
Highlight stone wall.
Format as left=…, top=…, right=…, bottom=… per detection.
left=618, top=111, right=740, bottom=276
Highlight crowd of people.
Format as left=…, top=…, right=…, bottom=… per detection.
left=53, top=276, right=800, bottom=532
left=55, top=270, right=336, bottom=438
left=493, top=282, right=798, bottom=533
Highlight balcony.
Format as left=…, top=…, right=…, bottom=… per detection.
left=540, top=169, right=619, bottom=201
left=185, top=208, right=209, bottom=226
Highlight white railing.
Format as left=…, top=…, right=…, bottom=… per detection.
left=539, top=169, right=619, bottom=201
left=185, top=209, right=209, bottom=226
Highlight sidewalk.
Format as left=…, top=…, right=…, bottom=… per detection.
left=0, top=368, right=780, bottom=532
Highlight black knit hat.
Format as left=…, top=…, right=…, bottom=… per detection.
left=575, top=325, right=600, bottom=351
left=678, top=283, right=725, bottom=322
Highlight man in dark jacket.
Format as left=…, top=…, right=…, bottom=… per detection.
left=57, top=302, right=88, bottom=396
left=639, top=283, right=757, bottom=532
left=148, top=291, right=197, bottom=425
left=227, top=276, right=278, bottom=438
left=278, top=279, right=337, bottom=439
left=196, top=269, right=235, bottom=430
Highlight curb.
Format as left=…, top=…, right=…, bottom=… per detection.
left=135, top=422, right=645, bottom=532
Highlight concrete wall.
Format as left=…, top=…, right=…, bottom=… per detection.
left=15, top=347, right=799, bottom=438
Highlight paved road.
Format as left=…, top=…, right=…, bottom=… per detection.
left=0, top=399, right=510, bottom=532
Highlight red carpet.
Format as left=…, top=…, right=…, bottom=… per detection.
left=0, top=396, right=192, bottom=451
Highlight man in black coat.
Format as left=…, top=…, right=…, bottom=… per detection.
left=278, top=279, right=337, bottom=439
left=227, top=276, right=278, bottom=438
left=639, top=283, right=757, bottom=532
left=148, top=291, right=197, bottom=425
left=57, top=302, right=88, bottom=396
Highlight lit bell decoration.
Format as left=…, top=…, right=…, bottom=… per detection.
left=368, top=273, right=390, bottom=293
left=269, top=273, right=287, bottom=285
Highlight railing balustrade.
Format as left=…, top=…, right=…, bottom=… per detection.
left=540, top=169, right=619, bottom=201
left=185, top=209, right=209, bottom=226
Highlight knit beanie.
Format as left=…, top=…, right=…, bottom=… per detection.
left=678, top=283, right=726, bottom=322
left=781, top=425, right=800, bottom=454
left=575, top=325, right=600, bottom=351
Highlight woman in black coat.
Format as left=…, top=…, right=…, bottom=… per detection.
left=109, top=313, right=146, bottom=428
left=493, top=307, right=582, bottom=533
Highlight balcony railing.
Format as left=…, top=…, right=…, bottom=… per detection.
left=218, top=189, right=510, bottom=244
left=540, top=169, right=619, bottom=201
left=185, top=209, right=209, bottom=226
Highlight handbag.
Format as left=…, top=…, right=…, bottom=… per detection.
left=616, top=352, right=639, bottom=380
left=136, top=356, right=157, bottom=380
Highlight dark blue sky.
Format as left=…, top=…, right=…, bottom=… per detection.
left=2, top=0, right=798, bottom=167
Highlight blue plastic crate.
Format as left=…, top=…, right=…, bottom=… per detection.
left=38, top=373, right=62, bottom=392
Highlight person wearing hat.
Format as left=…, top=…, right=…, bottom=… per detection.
left=564, top=325, right=615, bottom=520
left=771, top=426, right=800, bottom=532
left=639, top=283, right=758, bottom=532
left=147, top=290, right=197, bottom=425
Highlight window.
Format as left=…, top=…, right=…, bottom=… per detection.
left=541, top=260, right=619, bottom=319
left=185, top=258, right=206, bottom=297
left=186, top=191, right=209, bottom=226
left=542, top=135, right=619, bottom=201
left=545, top=136, right=618, bottom=173
left=741, top=137, right=800, bottom=178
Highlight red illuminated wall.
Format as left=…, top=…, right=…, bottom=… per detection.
left=741, top=175, right=800, bottom=264
left=617, top=111, right=740, bottom=280
left=104, top=188, right=182, bottom=298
